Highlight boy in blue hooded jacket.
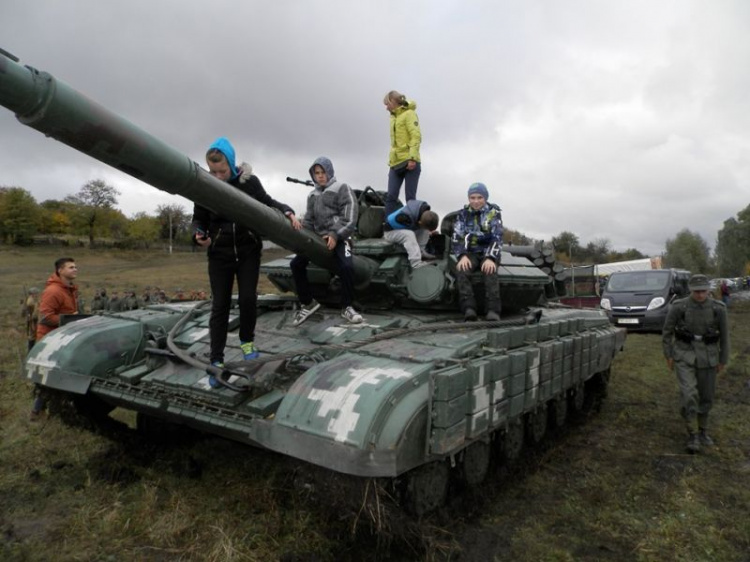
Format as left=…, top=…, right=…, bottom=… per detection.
left=290, top=157, right=364, bottom=326
left=192, top=137, right=301, bottom=377
left=383, top=199, right=439, bottom=269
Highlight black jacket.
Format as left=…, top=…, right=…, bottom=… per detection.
left=191, top=175, right=294, bottom=253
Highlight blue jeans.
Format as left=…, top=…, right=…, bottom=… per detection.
left=386, top=161, right=421, bottom=215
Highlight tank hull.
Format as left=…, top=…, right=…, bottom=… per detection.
left=26, top=300, right=625, bottom=478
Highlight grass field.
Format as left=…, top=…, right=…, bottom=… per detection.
left=1, top=246, right=749, bottom=561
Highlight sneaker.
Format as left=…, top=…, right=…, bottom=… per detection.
left=686, top=432, right=701, bottom=454
left=208, top=361, right=224, bottom=389
left=698, top=430, right=714, bottom=447
left=293, top=300, right=321, bottom=326
left=486, top=310, right=501, bottom=322
left=464, top=308, right=478, bottom=322
left=341, top=306, right=364, bottom=324
left=240, top=341, right=259, bottom=360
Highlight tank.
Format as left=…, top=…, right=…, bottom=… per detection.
left=1, top=48, right=626, bottom=515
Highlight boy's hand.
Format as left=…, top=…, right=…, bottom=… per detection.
left=287, top=213, right=302, bottom=231
left=457, top=256, right=472, bottom=272
left=406, top=160, right=417, bottom=171
left=481, top=259, right=497, bottom=275
left=322, top=234, right=337, bottom=250
left=194, top=229, right=211, bottom=247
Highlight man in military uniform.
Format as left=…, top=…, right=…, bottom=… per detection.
left=22, top=287, right=40, bottom=352
left=662, top=274, right=729, bottom=453
left=108, top=291, right=122, bottom=312
left=90, top=288, right=109, bottom=312
left=122, top=290, right=139, bottom=311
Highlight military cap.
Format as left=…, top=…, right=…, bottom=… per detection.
left=688, top=274, right=711, bottom=291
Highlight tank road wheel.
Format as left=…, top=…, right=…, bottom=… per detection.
left=136, top=412, right=191, bottom=444
left=459, top=441, right=491, bottom=487
left=404, top=460, right=450, bottom=516
left=47, top=390, right=116, bottom=431
left=569, top=383, right=585, bottom=414
left=550, top=396, right=568, bottom=429
left=581, top=373, right=607, bottom=415
left=499, top=421, right=524, bottom=463
left=527, top=405, right=548, bottom=444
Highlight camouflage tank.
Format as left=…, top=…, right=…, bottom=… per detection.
left=1, top=48, right=626, bottom=515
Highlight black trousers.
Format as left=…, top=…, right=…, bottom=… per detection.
left=207, top=245, right=261, bottom=363
left=455, top=253, right=501, bottom=314
left=290, top=239, right=355, bottom=308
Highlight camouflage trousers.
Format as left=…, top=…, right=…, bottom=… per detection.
left=674, top=362, right=717, bottom=430
left=455, top=254, right=501, bottom=314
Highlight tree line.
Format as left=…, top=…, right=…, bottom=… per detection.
left=2, top=179, right=748, bottom=276
left=0, top=180, right=192, bottom=247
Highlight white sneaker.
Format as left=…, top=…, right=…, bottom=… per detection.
left=293, top=300, right=321, bottom=326
left=341, top=306, right=364, bottom=324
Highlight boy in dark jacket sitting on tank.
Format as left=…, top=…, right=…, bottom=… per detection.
left=291, top=157, right=364, bottom=326
left=192, top=137, right=301, bottom=380
left=383, top=200, right=439, bottom=269
left=451, top=182, right=503, bottom=322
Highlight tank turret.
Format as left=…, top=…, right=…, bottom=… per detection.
left=2, top=48, right=625, bottom=516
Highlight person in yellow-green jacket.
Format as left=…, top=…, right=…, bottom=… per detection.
left=384, top=90, right=422, bottom=215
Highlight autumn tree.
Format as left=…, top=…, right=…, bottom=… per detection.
left=127, top=212, right=161, bottom=247
left=715, top=204, right=750, bottom=276
left=38, top=199, right=75, bottom=235
left=0, top=187, right=39, bottom=244
left=156, top=204, right=191, bottom=242
left=65, top=179, right=121, bottom=245
left=663, top=229, right=712, bottom=273
left=503, top=228, right=535, bottom=246
left=615, top=248, right=646, bottom=261
left=580, top=237, right=612, bottom=264
left=552, top=231, right=581, bottom=263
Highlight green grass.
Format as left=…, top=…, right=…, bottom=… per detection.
left=1, top=246, right=749, bottom=561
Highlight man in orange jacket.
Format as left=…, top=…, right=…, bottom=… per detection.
left=31, top=257, right=79, bottom=419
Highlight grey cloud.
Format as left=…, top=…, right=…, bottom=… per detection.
left=1, top=0, right=749, bottom=259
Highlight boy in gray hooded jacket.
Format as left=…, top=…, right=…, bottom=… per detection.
left=291, top=157, right=364, bottom=325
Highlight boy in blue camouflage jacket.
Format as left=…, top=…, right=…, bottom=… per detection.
left=451, top=182, right=503, bottom=321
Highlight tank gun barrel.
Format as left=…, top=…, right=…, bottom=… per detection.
left=0, top=49, right=376, bottom=283
left=286, top=176, right=314, bottom=187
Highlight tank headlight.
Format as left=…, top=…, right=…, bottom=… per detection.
left=600, top=298, right=611, bottom=311
left=647, top=297, right=665, bottom=310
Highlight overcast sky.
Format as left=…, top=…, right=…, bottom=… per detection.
left=1, top=0, right=748, bottom=256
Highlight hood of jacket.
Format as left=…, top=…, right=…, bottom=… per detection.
left=391, top=99, right=417, bottom=115
left=45, top=273, right=77, bottom=293
left=208, top=137, right=240, bottom=180
left=309, top=156, right=336, bottom=188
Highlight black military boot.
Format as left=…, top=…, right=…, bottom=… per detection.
left=698, top=429, right=714, bottom=447
left=686, top=432, right=700, bottom=454
left=464, top=308, right=478, bottom=322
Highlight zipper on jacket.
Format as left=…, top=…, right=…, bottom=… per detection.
left=233, top=223, right=238, bottom=261
left=212, top=227, right=223, bottom=248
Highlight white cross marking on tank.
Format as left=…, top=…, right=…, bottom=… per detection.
left=307, top=366, right=412, bottom=443
left=528, top=348, right=540, bottom=387
left=28, top=331, right=81, bottom=383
